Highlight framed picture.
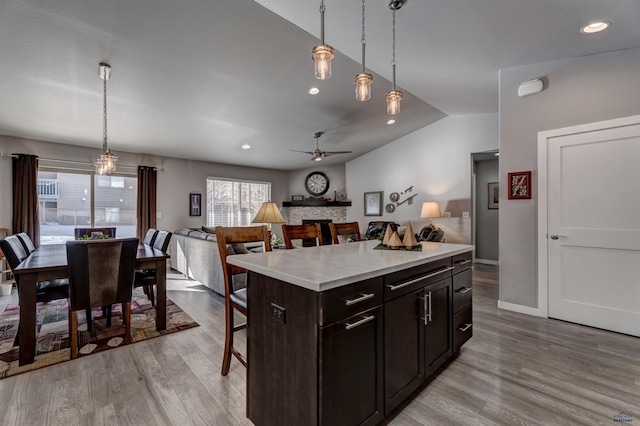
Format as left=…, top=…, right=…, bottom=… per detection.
left=189, top=193, right=201, bottom=216
left=507, top=171, right=532, bottom=199
left=364, top=191, right=383, bottom=216
left=291, top=195, right=304, bottom=201
left=488, top=182, right=499, bottom=209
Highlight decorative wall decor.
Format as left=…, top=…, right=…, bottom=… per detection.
left=364, top=191, right=383, bottom=216
left=386, top=185, right=417, bottom=213
left=507, top=171, right=532, bottom=199
left=488, top=182, right=499, bottom=208
left=190, top=193, right=201, bottom=216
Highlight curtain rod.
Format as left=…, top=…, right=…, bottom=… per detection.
left=0, top=153, right=162, bottom=171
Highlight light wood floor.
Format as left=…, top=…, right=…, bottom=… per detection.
left=0, top=266, right=638, bottom=425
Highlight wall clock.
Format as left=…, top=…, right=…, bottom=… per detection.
left=304, top=171, right=330, bottom=196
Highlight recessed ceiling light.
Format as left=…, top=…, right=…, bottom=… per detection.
left=581, top=22, right=611, bottom=34
left=494, top=152, right=500, bottom=156
left=242, top=144, right=251, bottom=150
left=387, top=119, right=396, bottom=125
left=309, top=87, right=320, bottom=95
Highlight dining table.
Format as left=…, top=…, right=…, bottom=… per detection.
left=12, top=242, right=170, bottom=366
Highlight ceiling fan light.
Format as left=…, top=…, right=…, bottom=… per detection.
left=385, top=90, right=403, bottom=115
left=354, top=73, right=373, bottom=101
left=313, top=156, right=323, bottom=161
left=312, top=45, right=334, bottom=80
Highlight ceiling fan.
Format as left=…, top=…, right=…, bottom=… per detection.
left=290, top=131, right=352, bottom=162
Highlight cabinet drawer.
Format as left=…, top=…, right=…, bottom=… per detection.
left=453, top=305, right=473, bottom=352
left=453, top=268, right=472, bottom=312
left=319, top=277, right=383, bottom=326
left=452, top=251, right=473, bottom=274
left=384, top=258, right=452, bottom=301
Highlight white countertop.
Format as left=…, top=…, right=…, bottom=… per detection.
left=226, top=240, right=474, bottom=292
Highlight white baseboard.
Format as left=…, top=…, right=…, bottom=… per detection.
left=474, top=258, right=499, bottom=265
left=497, top=300, right=543, bottom=317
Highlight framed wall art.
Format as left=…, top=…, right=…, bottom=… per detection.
left=488, top=182, right=499, bottom=209
left=507, top=171, right=532, bottom=199
left=364, top=191, right=383, bottom=216
left=190, top=193, right=201, bottom=216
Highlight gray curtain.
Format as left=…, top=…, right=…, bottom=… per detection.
left=12, top=154, right=40, bottom=246
left=136, top=166, right=157, bottom=239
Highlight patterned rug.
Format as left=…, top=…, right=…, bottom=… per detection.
left=0, top=289, right=199, bottom=378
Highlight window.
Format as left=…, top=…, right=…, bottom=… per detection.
left=206, top=178, right=271, bottom=227
left=38, top=170, right=137, bottom=244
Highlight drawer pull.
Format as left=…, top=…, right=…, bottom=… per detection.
left=345, top=293, right=375, bottom=306
left=456, top=259, right=472, bottom=266
left=345, top=315, right=375, bottom=330
left=457, top=323, right=472, bottom=332
left=457, top=287, right=472, bottom=294
left=387, top=266, right=455, bottom=291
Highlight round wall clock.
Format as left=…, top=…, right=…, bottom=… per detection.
left=304, top=171, right=330, bottom=196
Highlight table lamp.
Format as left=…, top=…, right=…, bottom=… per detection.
left=420, top=201, right=441, bottom=228
left=251, top=202, right=286, bottom=232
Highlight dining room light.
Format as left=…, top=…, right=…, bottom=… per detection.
left=311, top=0, right=334, bottom=80
left=354, top=0, right=373, bottom=101
left=385, top=1, right=404, bottom=115
left=95, top=62, right=118, bottom=175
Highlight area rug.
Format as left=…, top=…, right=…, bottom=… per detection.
left=0, top=289, right=199, bottom=378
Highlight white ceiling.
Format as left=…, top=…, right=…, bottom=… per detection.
left=2, top=0, right=639, bottom=171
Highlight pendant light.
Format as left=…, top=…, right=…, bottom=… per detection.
left=385, top=1, right=404, bottom=115
left=354, top=0, right=373, bottom=101
left=311, top=0, right=334, bottom=80
left=96, top=62, right=117, bottom=175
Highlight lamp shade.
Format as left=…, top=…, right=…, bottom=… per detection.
left=420, top=201, right=441, bottom=219
left=252, top=202, right=286, bottom=224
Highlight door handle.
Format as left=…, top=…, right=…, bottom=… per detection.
left=550, top=233, right=568, bottom=240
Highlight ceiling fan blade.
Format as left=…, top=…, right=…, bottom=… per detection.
left=322, top=151, right=353, bottom=157
left=290, top=149, right=314, bottom=155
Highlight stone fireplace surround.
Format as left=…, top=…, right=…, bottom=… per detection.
left=284, top=206, right=347, bottom=226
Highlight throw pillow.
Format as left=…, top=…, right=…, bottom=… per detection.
left=232, top=243, right=249, bottom=254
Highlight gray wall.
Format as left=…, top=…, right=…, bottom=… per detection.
left=499, top=47, right=640, bottom=309
left=475, top=159, right=499, bottom=261
left=346, top=114, right=499, bottom=243
left=287, top=164, right=346, bottom=202
left=0, top=136, right=289, bottom=234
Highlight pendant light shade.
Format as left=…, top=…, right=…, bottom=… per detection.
left=354, top=0, right=373, bottom=101
left=312, top=0, right=334, bottom=80
left=385, top=1, right=404, bottom=115
left=96, top=62, right=117, bottom=175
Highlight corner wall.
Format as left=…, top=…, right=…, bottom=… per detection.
left=499, top=47, right=640, bottom=309
left=346, top=114, right=498, bottom=243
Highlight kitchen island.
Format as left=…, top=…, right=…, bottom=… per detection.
left=228, top=240, right=474, bottom=426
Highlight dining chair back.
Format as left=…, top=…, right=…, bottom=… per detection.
left=215, top=225, right=272, bottom=375
left=0, top=235, right=28, bottom=271
left=134, top=230, right=171, bottom=307
left=143, top=228, right=159, bottom=246
left=15, top=232, right=36, bottom=254
left=281, top=223, right=323, bottom=249
left=65, top=237, right=139, bottom=359
left=328, top=222, right=361, bottom=244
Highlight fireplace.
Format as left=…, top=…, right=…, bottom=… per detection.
left=302, top=219, right=332, bottom=246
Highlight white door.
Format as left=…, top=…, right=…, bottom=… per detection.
left=547, top=121, right=640, bottom=336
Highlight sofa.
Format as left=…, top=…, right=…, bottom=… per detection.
left=169, top=228, right=261, bottom=296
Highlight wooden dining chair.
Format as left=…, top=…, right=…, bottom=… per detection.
left=134, top=230, right=171, bottom=307
left=281, top=223, right=323, bottom=249
left=329, top=222, right=361, bottom=244
left=65, top=238, right=139, bottom=359
left=216, top=225, right=271, bottom=376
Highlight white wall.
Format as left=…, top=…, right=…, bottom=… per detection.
left=0, top=136, right=289, bottom=234
left=346, top=114, right=498, bottom=243
left=475, top=159, right=499, bottom=261
left=499, top=47, right=640, bottom=309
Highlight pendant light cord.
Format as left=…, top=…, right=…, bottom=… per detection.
left=319, top=0, right=326, bottom=45
left=391, top=8, right=397, bottom=90
left=361, top=0, right=366, bottom=73
left=103, top=73, right=108, bottom=152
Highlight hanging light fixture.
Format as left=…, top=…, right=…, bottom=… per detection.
left=311, top=0, right=334, bottom=80
left=354, top=0, right=373, bottom=101
left=385, top=0, right=404, bottom=115
left=96, top=62, right=117, bottom=175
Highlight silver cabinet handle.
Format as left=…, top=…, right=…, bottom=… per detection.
left=457, top=323, right=472, bottom=332
left=550, top=233, right=568, bottom=240
left=456, top=259, right=471, bottom=266
left=427, top=291, right=432, bottom=323
left=419, top=293, right=428, bottom=325
left=345, top=315, right=375, bottom=330
left=457, top=287, right=472, bottom=294
left=345, top=293, right=375, bottom=306
left=387, top=266, right=455, bottom=291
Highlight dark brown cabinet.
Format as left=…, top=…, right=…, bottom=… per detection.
left=452, top=252, right=473, bottom=352
left=424, top=277, right=453, bottom=378
left=320, top=306, right=384, bottom=426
